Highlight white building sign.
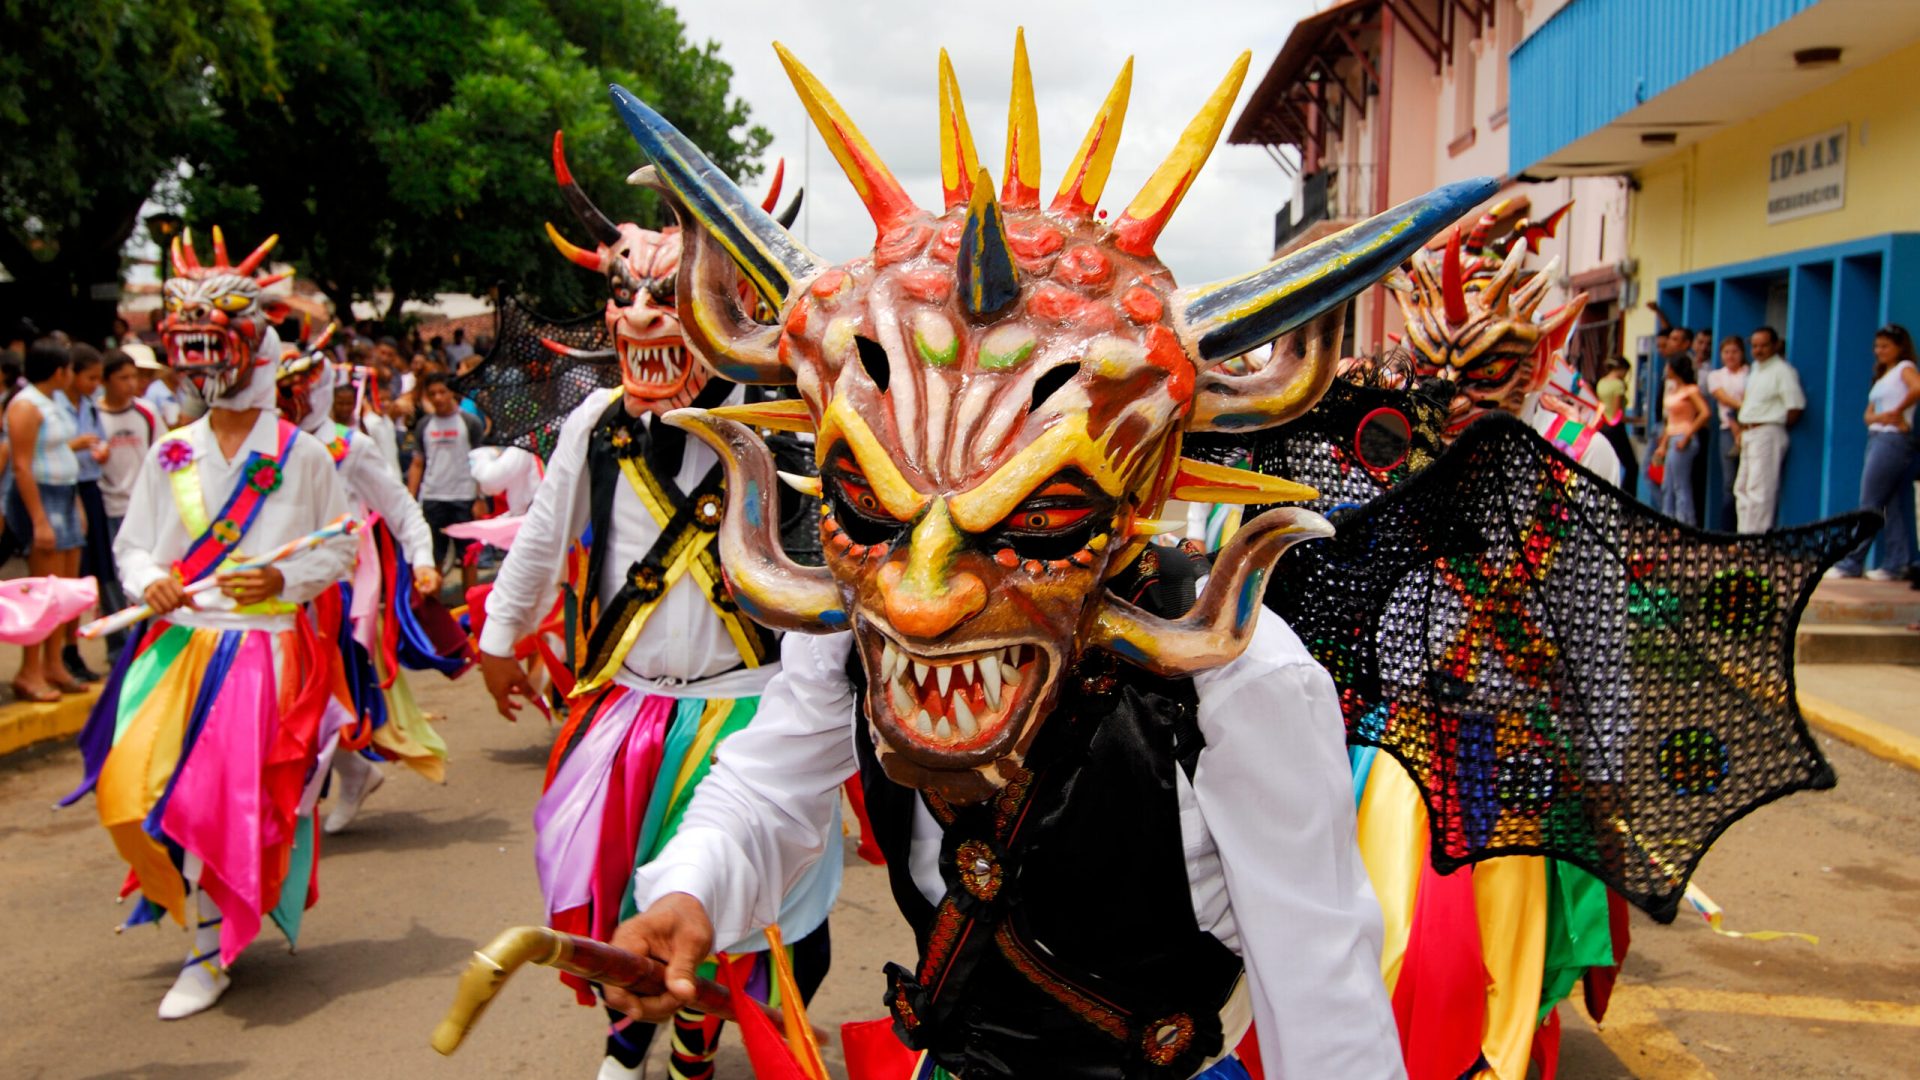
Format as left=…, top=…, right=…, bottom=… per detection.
left=1767, top=125, right=1847, bottom=224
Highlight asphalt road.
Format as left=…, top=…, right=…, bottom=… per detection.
left=4, top=670, right=1918, bottom=1079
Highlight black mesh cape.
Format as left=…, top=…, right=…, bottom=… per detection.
left=452, top=297, right=617, bottom=458
left=1261, top=412, right=1875, bottom=921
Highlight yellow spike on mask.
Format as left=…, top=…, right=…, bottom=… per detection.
left=938, top=49, right=982, bottom=210
left=1001, top=28, right=1041, bottom=210
left=1051, top=58, right=1133, bottom=218
left=708, top=398, right=817, bottom=434
left=1109, top=51, right=1250, bottom=257
left=1169, top=457, right=1319, bottom=505
left=774, top=42, right=919, bottom=234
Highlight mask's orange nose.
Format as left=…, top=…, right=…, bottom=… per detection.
left=879, top=561, right=985, bottom=639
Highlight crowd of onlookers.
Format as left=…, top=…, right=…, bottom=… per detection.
left=1606, top=305, right=1920, bottom=588
left=0, top=315, right=495, bottom=702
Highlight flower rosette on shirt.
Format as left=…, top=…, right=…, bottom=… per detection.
left=211, top=519, right=243, bottom=545
left=245, top=457, right=285, bottom=496
left=156, top=439, right=195, bottom=473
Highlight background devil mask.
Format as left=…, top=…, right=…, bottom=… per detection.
left=614, top=35, right=1492, bottom=803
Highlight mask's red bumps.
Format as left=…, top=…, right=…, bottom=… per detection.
left=1121, top=286, right=1164, bottom=325
left=785, top=297, right=810, bottom=336
left=1027, top=284, right=1091, bottom=324
left=898, top=268, right=953, bottom=305
left=1055, top=246, right=1112, bottom=288
left=811, top=270, right=849, bottom=301
left=1145, top=324, right=1194, bottom=404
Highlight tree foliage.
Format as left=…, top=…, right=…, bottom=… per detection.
left=0, top=0, right=769, bottom=335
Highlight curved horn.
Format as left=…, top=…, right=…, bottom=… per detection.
left=1090, top=507, right=1333, bottom=676
left=773, top=43, right=920, bottom=235
left=776, top=188, right=804, bottom=230
left=544, top=221, right=603, bottom=272
left=630, top=164, right=793, bottom=384
left=178, top=229, right=202, bottom=271
left=938, top=48, right=982, bottom=210
left=1175, top=177, right=1498, bottom=364
left=1187, top=303, right=1345, bottom=432
left=957, top=168, right=1019, bottom=318
left=1051, top=57, right=1133, bottom=218
left=759, top=158, right=785, bottom=212
left=1108, top=50, right=1250, bottom=257
left=610, top=85, right=823, bottom=309
left=551, top=130, right=622, bottom=247
left=1440, top=227, right=1470, bottom=325
left=1001, top=28, right=1040, bottom=210
left=661, top=409, right=847, bottom=633
left=211, top=225, right=231, bottom=269
left=234, top=233, right=279, bottom=277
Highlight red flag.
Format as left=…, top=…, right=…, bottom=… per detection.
left=841, top=1018, right=919, bottom=1080
left=720, top=954, right=812, bottom=1080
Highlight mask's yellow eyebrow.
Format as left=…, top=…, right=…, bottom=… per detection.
left=817, top=398, right=929, bottom=521
left=945, top=415, right=1124, bottom=533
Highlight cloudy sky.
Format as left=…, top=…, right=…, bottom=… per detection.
left=672, top=0, right=1321, bottom=286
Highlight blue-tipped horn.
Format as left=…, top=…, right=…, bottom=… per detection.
left=609, top=84, right=822, bottom=305
left=1176, top=177, right=1498, bottom=363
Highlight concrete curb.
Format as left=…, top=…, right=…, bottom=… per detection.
left=1801, top=691, right=1920, bottom=775
left=0, top=684, right=99, bottom=757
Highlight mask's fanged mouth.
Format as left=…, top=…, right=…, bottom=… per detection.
left=876, top=640, right=1041, bottom=750
left=168, top=329, right=231, bottom=370
left=617, top=336, right=688, bottom=393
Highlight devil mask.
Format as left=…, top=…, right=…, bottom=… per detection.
left=618, top=35, right=1491, bottom=802
left=544, top=131, right=802, bottom=412
left=1391, top=223, right=1587, bottom=437
left=161, top=227, right=290, bottom=404
left=275, top=321, right=339, bottom=432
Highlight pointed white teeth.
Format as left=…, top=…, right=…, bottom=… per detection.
left=980, top=658, right=1002, bottom=709
left=915, top=710, right=934, bottom=735
left=880, top=641, right=1038, bottom=746
left=936, top=665, right=952, bottom=696
left=952, top=696, right=979, bottom=737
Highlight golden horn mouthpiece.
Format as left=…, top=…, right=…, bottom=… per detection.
left=432, top=926, right=569, bottom=1055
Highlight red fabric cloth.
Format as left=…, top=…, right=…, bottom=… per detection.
left=840, top=777, right=885, bottom=866
left=1235, top=1026, right=1266, bottom=1080
left=720, top=953, right=813, bottom=1080
left=1582, top=890, right=1633, bottom=1022
left=1530, top=1008, right=1562, bottom=1080
left=841, top=1018, right=918, bottom=1080
left=1392, top=859, right=1488, bottom=1080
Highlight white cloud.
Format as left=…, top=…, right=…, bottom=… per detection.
left=667, top=0, right=1320, bottom=285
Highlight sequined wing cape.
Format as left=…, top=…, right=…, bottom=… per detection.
left=453, top=297, right=618, bottom=459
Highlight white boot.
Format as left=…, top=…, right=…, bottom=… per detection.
left=324, top=750, right=385, bottom=834
left=595, top=1055, right=646, bottom=1080
left=158, top=890, right=232, bottom=1020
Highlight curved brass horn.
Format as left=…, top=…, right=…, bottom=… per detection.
left=661, top=409, right=848, bottom=634
left=1089, top=507, right=1333, bottom=677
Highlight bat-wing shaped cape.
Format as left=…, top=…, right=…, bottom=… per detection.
left=1265, top=411, right=1875, bottom=922
left=452, top=296, right=618, bottom=459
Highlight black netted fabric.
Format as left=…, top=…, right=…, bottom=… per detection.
left=1264, top=413, right=1875, bottom=921
left=1186, top=377, right=1452, bottom=519
left=453, top=297, right=617, bottom=458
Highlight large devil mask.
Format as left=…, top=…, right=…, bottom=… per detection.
left=161, top=228, right=290, bottom=404
left=618, top=36, right=1492, bottom=803
left=1390, top=223, right=1587, bottom=436
left=544, top=131, right=802, bottom=412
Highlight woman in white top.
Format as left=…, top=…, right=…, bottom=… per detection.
left=1830, top=324, right=1920, bottom=580
left=5, top=339, right=98, bottom=700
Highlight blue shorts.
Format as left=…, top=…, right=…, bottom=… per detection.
left=6, top=482, right=84, bottom=551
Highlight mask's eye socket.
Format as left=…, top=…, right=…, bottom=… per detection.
left=648, top=277, right=675, bottom=304
left=165, top=297, right=185, bottom=313
left=824, top=451, right=906, bottom=546
left=987, top=474, right=1108, bottom=562
left=1462, top=347, right=1528, bottom=387
left=212, top=294, right=251, bottom=312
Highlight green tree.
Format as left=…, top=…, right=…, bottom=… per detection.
left=0, top=1, right=279, bottom=340
left=186, top=0, right=769, bottom=324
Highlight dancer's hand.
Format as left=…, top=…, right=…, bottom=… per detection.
left=218, top=567, right=284, bottom=606
left=413, top=565, right=443, bottom=597
left=144, top=578, right=195, bottom=616
left=479, top=651, right=535, bottom=720
left=604, top=894, right=714, bottom=1023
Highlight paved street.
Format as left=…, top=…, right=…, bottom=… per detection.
left=4, top=669, right=1919, bottom=1079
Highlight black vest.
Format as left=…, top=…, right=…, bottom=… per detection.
left=853, top=548, right=1242, bottom=1080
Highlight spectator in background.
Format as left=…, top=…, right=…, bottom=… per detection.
left=130, top=342, right=181, bottom=427
left=1828, top=324, right=1920, bottom=581
left=55, top=345, right=111, bottom=681
left=407, top=373, right=484, bottom=594
left=1655, top=354, right=1710, bottom=527
left=374, top=336, right=408, bottom=400
left=5, top=339, right=93, bottom=699
left=95, top=350, right=158, bottom=652
left=1595, top=357, right=1638, bottom=483
left=1691, top=328, right=1713, bottom=370
left=445, top=327, right=475, bottom=366
left=0, top=348, right=22, bottom=407
left=110, top=317, right=133, bottom=348
left=1733, top=326, right=1805, bottom=532
left=1704, top=335, right=1749, bottom=530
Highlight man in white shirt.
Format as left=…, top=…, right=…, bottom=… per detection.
left=1733, top=327, right=1805, bottom=532
left=70, top=228, right=356, bottom=1022
left=477, top=135, right=837, bottom=1080
left=407, top=373, right=484, bottom=593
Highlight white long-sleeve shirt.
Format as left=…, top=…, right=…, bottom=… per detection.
left=478, top=389, right=747, bottom=684
left=634, top=613, right=1405, bottom=1079
left=115, top=409, right=356, bottom=631
left=337, top=432, right=435, bottom=568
